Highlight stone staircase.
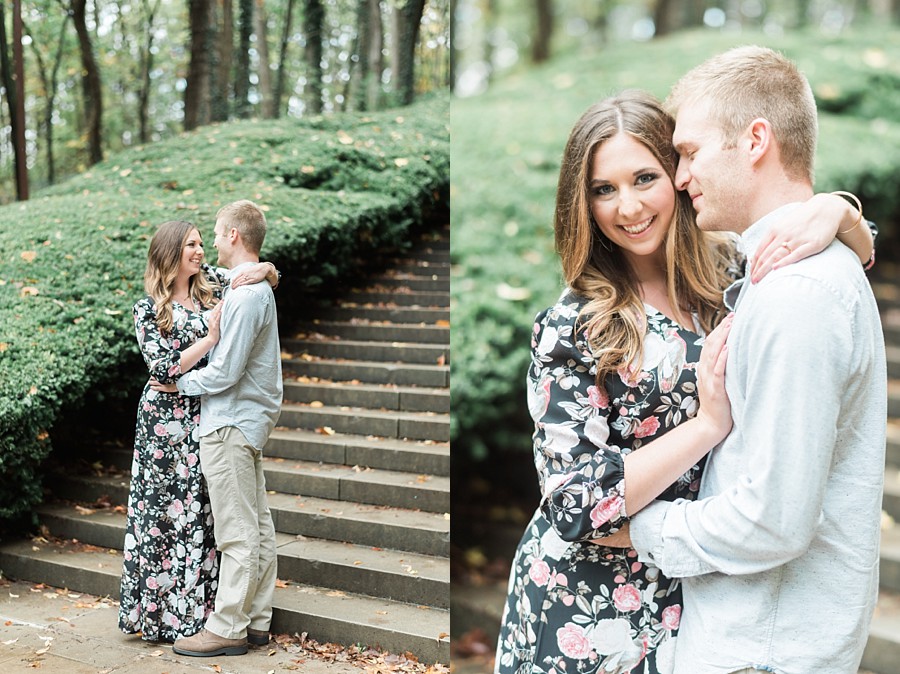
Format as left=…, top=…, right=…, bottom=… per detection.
left=451, top=268, right=900, bottom=674
left=0, top=224, right=450, bottom=663
left=862, top=272, right=900, bottom=674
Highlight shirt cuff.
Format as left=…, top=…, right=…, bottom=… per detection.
left=176, top=372, right=203, bottom=397
left=630, top=499, right=670, bottom=567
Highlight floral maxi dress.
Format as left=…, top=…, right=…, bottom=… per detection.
left=495, top=291, right=707, bottom=674
left=118, top=277, right=223, bottom=642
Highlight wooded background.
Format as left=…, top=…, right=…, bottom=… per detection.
left=451, top=0, right=900, bottom=97
left=0, top=0, right=450, bottom=202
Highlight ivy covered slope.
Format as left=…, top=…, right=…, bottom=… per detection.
left=0, top=94, right=449, bottom=523
left=451, top=27, right=900, bottom=459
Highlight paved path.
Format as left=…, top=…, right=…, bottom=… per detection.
left=0, top=578, right=439, bottom=674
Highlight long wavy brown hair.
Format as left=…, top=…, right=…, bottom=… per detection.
left=554, top=90, right=734, bottom=389
left=144, top=220, right=218, bottom=335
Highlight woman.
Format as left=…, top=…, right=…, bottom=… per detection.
left=494, top=92, right=874, bottom=674
left=118, top=220, right=278, bottom=643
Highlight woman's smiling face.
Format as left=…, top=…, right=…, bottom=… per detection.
left=588, top=132, right=676, bottom=265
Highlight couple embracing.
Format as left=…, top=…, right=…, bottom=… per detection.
left=118, top=199, right=284, bottom=657
left=497, top=46, right=885, bottom=673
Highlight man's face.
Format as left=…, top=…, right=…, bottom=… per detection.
left=672, top=100, right=748, bottom=233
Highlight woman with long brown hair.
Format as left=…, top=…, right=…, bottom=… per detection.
left=118, top=220, right=279, bottom=643
left=494, top=91, right=874, bottom=674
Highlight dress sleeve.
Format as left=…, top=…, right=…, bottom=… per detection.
left=201, top=263, right=228, bottom=300
left=133, top=298, right=182, bottom=384
left=529, top=298, right=628, bottom=543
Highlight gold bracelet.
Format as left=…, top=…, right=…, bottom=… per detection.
left=831, top=191, right=864, bottom=234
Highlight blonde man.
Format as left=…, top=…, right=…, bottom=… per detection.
left=163, top=200, right=283, bottom=657
left=626, top=47, right=886, bottom=673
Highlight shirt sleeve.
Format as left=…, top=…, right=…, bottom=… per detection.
left=630, top=274, right=853, bottom=577
left=530, top=300, right=628, bottom=543
left=176, top=287, right=263, bottom=396
left=133, top=298, right=182, bottom=384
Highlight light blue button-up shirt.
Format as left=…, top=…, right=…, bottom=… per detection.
left=176, top=262, right=283, bottom=450
left=630, top=204, right=887, bottom=673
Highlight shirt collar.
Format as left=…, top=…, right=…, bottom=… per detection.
left=737, top=202, right=804, bottom=261
left=224, top=261, right=255, bottom=279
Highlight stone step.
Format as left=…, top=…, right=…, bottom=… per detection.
left=882, top=525, right=900, bottom=595
left=261, top=457, right=449, bottom=513
left=325, top=305, right=450, bottom=324
left=347, top=290, right=450, bottom=308
left=884, top=469, right=900, bottom=524
left=283, top=380, right=450, bottom=414
left=283, top=337, right=449, bottom=366
left=450, top=580, right=507, bottom=644
left=861, top=590, right=900, bottom=674
left=33, top=505, right=449, bottom=609
left=889, top=380, right=900, bottom=418
left=282, top=357, right=449, bottom=387
left=366, top=275, right=450, bottom=292
left=45, top=475, right=450, bottom=556
left=277, top=401, right=450, bottom=443
left=268, top=492, right=449, bottom=557
left=383, top=261, right=450, bottom=277
left=883, top=308, right=900, bottom=345
left=266, top=428, right=449, bottom=476
left=0, top=538, right=449, bottom=663
left=293, top=319, right=449, bottom=344
left=888, top=420, right=900, bottom=469
left=889, top=346, right=900, bottom=379
left=91, top=431, right=451, bottom=478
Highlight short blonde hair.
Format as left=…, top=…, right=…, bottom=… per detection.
left=666, top=45, right=817, bottom=183
left=216, top=200, right=267, bottom=254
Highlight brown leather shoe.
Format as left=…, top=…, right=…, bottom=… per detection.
left=247, top=627, right=270, bottom=646
left=173, top=628, right=248, bottom=657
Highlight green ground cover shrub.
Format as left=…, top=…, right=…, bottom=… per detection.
left=451, top=26, right=900, bottom=459
left=0, top=94, right=449, bottom=524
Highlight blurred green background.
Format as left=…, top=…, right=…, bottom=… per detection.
left=449, top=1, right=900, bottom=668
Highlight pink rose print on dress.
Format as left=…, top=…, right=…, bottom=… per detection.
left=587, top=386, right=609, bottom=409
left=634, top=416, right=660, bottom=439
left=590, top=495, right=623, bottom=529
left=529, top=559, right=551, bottom=587
left=612, top=584, right=642, bottom=613
left=153, top=423, right=167, bottom=437
left=661, top=605, right=681, bottom=631
left=556, top=623, right=592, bottom=659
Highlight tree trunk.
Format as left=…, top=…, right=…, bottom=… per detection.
left=184, top=0, right=212, bottom=130
left=392, top=0, right=425, bottom=105
left=255, top=0, right=273, bottom=118
left=531, top=0, right=552, bottom=63
left=302, top=0, right=324, bottom=114
left=0, top=3, right=25, bottom=198
left=71, top=0, right=103, bottom=165
left=210, top=0, right=232, bottom=122
left=653, top=0, right=675, bottom=36
left=347, top=0, right=371, bottom=111
left=234, top=0, right=252, bottom=118
left=366, top=0, right=382, bottom=110
left=273, top=0, right=296, bottom=118
left=138, top=0, right=161, bottom=143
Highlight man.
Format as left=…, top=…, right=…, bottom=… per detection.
left=170, top=200, right=283, bottom=657
left=627, top=47, right=886, bottom=673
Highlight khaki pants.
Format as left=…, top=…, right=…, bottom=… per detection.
left=200, top=426, right=277, bottom=640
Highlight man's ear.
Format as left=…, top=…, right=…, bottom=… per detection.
left=746, top=117, right=772, bottom=167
